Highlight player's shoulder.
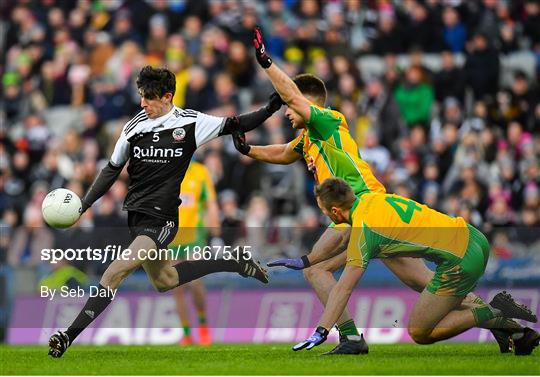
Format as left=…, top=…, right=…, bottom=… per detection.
left=122, top=109, right=149, bottom=135
left=307, top=104, right=344, bottom=132
left=173, top=107, right=199, bottom=119
left=310, top=104, right=343, bottom=118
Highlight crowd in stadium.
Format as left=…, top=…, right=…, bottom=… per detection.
left=1, top=0, right=540, bottom=282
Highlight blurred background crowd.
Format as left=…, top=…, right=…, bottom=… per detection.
left=1, top=0, right=540, bottom=306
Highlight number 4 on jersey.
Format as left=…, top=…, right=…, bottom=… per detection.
left=385, top=196, right=422, bottom=224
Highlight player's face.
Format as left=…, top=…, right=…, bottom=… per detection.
left=284, top=106, right=305, bottom=129
left=140, top=93, right=173, bottom=119
left=284, top=93, right=321, bottom=130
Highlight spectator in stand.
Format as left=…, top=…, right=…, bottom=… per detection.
left=394, top=65, right=434, bottom=128
left=359, top=129, right=391, bottom=177
left=434, top=51, right=466, bottom=104
left=357, top=75, right=406, bottom=154
left=464, top=33, right=500, bottom=101
left=184, top=66, right=214, bottom=112
left=224, top=40, right=256, bottom=88
left=111, top=9, right=144, bottom=47
left=405, top=1, right=443, bottom=53
left=510, top=71, right=539, bottom=130
left=442, top=6, right=467, bottom=53
left=523, top=0, right=540, bottom=45
left=8, top=205, right=53, bottom=270
left=371, top=14, right=405, bottom=55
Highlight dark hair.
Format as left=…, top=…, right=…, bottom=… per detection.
left=314, top=178, right=356, bottom=210
left=136, top=65, right=176, bottom=99
left=293, top=73, right=327, bottom=106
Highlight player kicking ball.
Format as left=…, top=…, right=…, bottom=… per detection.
left=291, top=178, right=539, bottom=355
left=47, top=66, right=283, bottom=357
left=232, top=26, right=523, bottom=354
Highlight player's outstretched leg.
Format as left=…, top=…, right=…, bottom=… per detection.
left=48, top=235, right=154, bottom=358
left=144, top=251, right=268, bottom=292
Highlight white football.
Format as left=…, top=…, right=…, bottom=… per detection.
left=41, top=188, right=82, bottom=229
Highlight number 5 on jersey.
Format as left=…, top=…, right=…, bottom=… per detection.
left=153, top=133, right=160, bottom=142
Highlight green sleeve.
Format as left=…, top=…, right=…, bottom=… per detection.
left=306, top=105, right=341, bottom=141
left=289, top=133, right=305, bottom=155
left=347, top=223, right=374, bottom=269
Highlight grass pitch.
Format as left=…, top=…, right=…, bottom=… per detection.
left=1, top=343, right=538, bottom=375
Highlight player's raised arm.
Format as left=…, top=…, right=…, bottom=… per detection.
left=252, top=26, right=312, bottom=122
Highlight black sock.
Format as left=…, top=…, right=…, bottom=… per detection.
left=65, top=284, right=113, bottom=343
left=174, top=259, right=239, bottom=286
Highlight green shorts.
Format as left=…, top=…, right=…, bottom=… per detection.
left=169, top=228, right=207, bottom=260
left=426, top=224, right=490, bottom=297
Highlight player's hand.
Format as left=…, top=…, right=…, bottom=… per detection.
left=292, top=326, right=329, bottom=351
left=267, top=255, right=310, bottom=270
left=265, top=92, right=285, bottom=114
left=232, top=129, right=251, bottom=155
left=253, top=26, right=272, bottom=69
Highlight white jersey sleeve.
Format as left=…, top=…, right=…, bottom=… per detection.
left=110, top=130, right=130, bottom=167
left=194, top=112, right=226, bottom=147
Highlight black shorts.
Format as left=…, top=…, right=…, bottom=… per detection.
left=127, top=211, right=178, bottom=249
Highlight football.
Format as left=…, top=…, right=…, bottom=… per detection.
left=41, top=188, right=82, bottom=229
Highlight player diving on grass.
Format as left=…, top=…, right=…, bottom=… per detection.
left=292, top=178, right=539, bottom=355
left=47, top=65, right=283, bottom=357
left=231, top=26, right=533, bottom=355
left=169, top=160, right=221, bottom=346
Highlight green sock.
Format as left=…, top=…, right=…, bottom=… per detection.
left=471, top=305, right=497, bottom=325
left=182, top=324, right=191, bottom=337
left=337, top=319, right=360, bottom=336
left=472, top=295, right=486, bottom=306
left=198, top=311, right=207, bottom=326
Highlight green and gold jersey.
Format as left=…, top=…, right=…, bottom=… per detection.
left=346, top=193, right=469, bottom=269
left=170, top=161, right=216, bottom=246
left=289, top=105, right=385, bottom=197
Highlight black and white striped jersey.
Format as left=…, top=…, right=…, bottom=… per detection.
left=110, top=106, right=225, bottom=220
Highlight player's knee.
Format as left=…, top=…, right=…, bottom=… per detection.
left=154, top=280, right=172, bottom=293
left=408, top=327, right=434, bottom=345
left=152, top=275, right=175, bottom=293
